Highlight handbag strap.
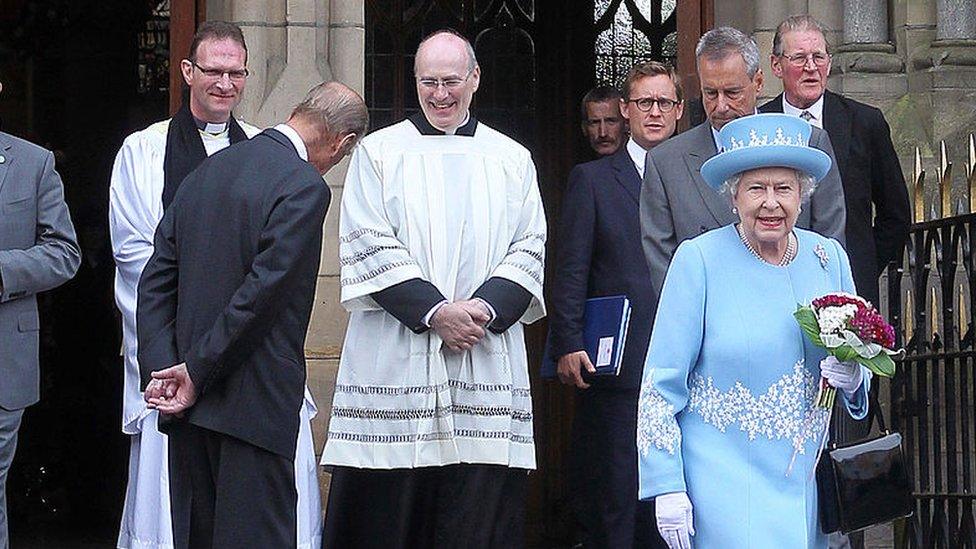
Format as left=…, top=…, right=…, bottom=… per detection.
left=869, top=384, right=888, bottom=434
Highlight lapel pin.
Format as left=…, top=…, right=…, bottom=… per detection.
left=0, top=155, right=5, bottom=164
left=814, top=243, right=829, bottom=269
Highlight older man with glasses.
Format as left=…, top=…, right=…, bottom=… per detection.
left=109, top=20, right=323, bottom=549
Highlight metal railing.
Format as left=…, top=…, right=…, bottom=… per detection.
left=884, top=135, right=976, bottom=548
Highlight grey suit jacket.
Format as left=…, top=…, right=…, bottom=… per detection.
left=0, top=132, right=80, bottom=410
left=640, top=120, right=846, bottom=295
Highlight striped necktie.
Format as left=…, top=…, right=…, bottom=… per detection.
left=799, top=111, right=814, bottom=122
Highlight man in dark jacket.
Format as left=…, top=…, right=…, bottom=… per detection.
left=136, top=81, right=366, bottom=548
left=548, top=61, right=682, bottom=548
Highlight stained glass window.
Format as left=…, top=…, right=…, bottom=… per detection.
left=138, top=0, right=169, bottom=95
left=594, top=0, right=677, bottom=87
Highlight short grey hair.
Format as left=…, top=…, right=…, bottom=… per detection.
left=773, top=15, right=829, bottom=56
left=696, top=27, right=760, bottom=78
left=291, top=81, right=369, bottom=144
left=414, top=29, right=478, bottom=74
left=723, top=168, right=817, bottom=200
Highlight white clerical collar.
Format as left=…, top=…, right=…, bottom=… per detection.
left=783, top=94, right=824, bottom=128
left=274, top=123, right=309, bottom=161
left=626, top=137, right=648, bottom=178
left=193, top=116, right=228, bottom=136
left=444, top=112, right=471, bottom=135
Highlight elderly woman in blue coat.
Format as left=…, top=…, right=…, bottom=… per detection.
left=637, top=113, right=871, bottom=549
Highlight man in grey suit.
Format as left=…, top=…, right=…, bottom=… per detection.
left=0, top=78, right=81, bottom=547
left=640, top=26, right=846, bottom=294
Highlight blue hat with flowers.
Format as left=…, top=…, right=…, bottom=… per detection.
left=700, top=113, right=831, bottom=190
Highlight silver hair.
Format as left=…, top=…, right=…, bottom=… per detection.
left=722, top=168, right=817, bottom=201
left=414, top=29, right=478, bottom=74
left=772, top=15, right=829, bottom=56
left=290, top=81, right=369, bottom=144
left=695, top=27, right=760, bottom=78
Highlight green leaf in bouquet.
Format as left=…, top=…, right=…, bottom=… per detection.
left=859, top=352, right=896, bottom=378
left=794, top=306, right=824, bottom=347
left=832, top=345, right=861, bottom=363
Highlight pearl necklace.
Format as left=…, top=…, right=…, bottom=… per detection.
left=736, top=224, right=796, bottom=267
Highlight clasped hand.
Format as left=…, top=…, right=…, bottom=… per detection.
left=430, top=300, right=491, bottom=351
left=144, top=362, right=198, bottom=416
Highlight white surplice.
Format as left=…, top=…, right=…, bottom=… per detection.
left=321, top=119, right=547, bottom=470
left=109, top=119, right=323, bottom=549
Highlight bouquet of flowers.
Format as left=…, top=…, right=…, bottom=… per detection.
left=794, top=292, right=903, bottom=409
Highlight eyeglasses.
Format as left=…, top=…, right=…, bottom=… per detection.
left=780, top=52, right=831, bottom=68
left=626, top=97, right=681, bottom=113
left=191, top=62, right=249, bottom=81
left=416, top=68, right=474, bottom=90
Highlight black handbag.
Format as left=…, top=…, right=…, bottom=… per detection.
left=817, top=389, right=914, bottom=535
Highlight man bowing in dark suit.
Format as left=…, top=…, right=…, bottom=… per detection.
left=549, top=61, right=679, bottom=548
left=761, top=16, right=911, bottom=549
left=761, top=14, right=910, bottom=310
left=136, top=81, right=367, bottom=549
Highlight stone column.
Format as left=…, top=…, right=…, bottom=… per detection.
left=921, top=0, right=976, bottom=214
left=833, top=0, right=905, bottom=102
left=843, top=0, right=888, bottom=45
left=210, top=0, right=366, bottom=486
left=936, top=0, right=976, bottom=41
left=304, top=0, right=365, bottom=476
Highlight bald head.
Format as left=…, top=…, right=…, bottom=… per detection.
left=288, top=81, right=368, bottom=174
left=414, top=30, right=477, bottom=74
left=413, top=30, right=481, bottom=132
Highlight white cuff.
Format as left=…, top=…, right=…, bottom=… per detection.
left=422, top=300, right=449, bottom=327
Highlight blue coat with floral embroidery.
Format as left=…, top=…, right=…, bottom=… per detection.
left=637, top=225, right=870, bottom=548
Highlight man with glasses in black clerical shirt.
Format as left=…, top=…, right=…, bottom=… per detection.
left=321, top=28, right=547, bottom=549
left=109, top=20, right=322, bottom=549
left=548, top=61, right=681, bottom=549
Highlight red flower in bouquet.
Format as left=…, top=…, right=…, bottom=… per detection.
left=795, top=292, right=903, bottom=408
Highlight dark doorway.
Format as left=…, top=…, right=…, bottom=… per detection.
left=0, top=0, right=172, bottom=544
left=365, top=0, right=706, bottom=545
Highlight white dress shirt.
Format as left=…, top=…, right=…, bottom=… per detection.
left=273, top=123, right=309, bottom=161
left=627, top=137, right=648, bottom=178
left=782, top=95, right=825, bottom=128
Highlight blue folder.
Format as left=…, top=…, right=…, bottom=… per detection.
left=541, top=295, right=632, bottom=378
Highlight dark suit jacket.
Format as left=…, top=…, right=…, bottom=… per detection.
left=0, top=132, right=80, bottom=410
left=137, top=129, right=330, bottom=459
left=760, top=91, right=911, bottom=305
left=639, top=120, right=847, bottom=296
left=549, top=147, right=654, bottom=389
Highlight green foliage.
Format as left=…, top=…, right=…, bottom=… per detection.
left=794, top=305, right=897, bottom=378
left=794, top=306, right=824, bottom=347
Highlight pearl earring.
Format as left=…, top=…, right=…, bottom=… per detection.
left=731, top=206, right=738, bottom=215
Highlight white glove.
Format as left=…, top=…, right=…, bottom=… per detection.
left=656, top=491, right=695, bottom=549
left=820, top=356, right=864, bottom=396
